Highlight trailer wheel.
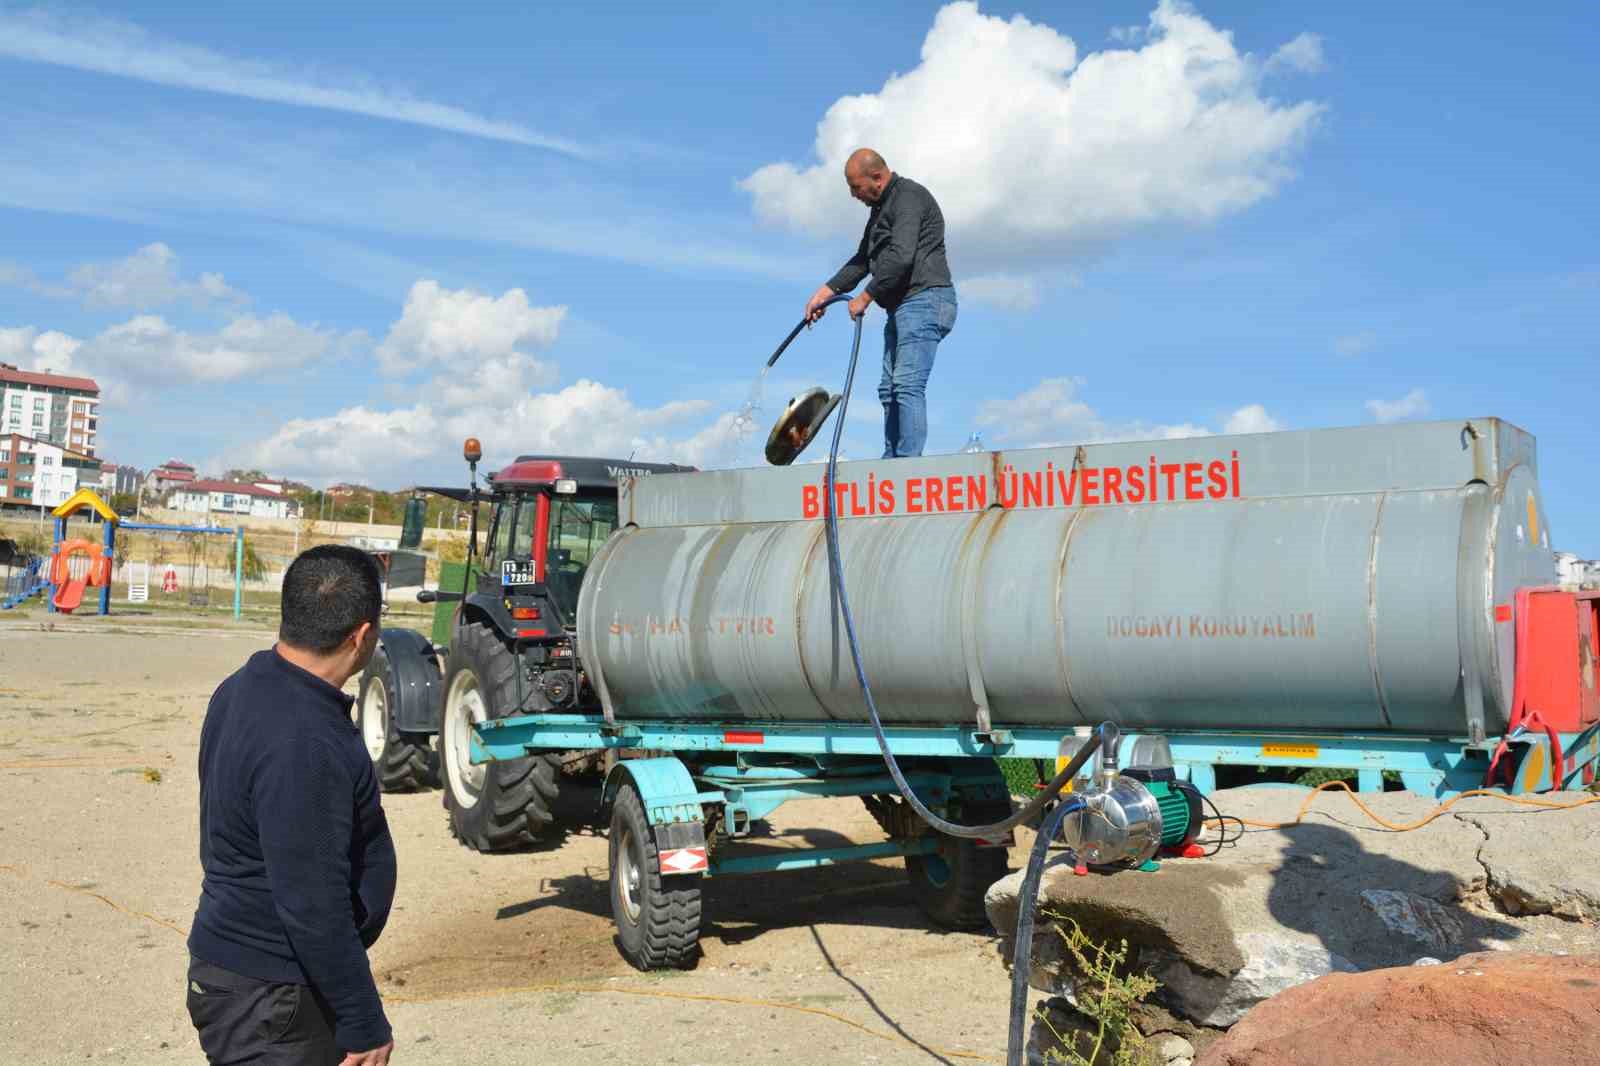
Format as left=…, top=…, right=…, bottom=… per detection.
left=357, top=644, right=440, bottom=792
left=609, top=782, right=701, bottom=971
left=440, top=622, right=562, bottom=852
left=905, top=804, right=1011, bottom=931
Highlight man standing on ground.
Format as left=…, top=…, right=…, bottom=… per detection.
left=804, top=148, right=957, bottom=459
left=186, top=545, right=397, bottom=1065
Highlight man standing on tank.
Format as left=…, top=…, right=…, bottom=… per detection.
left=804, top=148, right=957, bottom=459
left=185, top=545, right=397, bottom=1065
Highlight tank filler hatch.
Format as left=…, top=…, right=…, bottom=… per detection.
left=765, top=387, right=843, bottom=466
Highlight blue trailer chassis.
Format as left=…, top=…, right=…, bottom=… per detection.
left=472, top=713, right=1600, bottom=880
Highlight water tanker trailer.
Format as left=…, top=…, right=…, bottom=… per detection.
left=458, top=415, right=1599, bottom=973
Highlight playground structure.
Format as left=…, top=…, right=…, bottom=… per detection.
left=0, top=487, right=246, bottom=618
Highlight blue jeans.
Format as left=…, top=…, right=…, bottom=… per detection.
left=879, top=286, right=956, bottom=458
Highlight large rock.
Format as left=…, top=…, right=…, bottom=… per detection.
left=1358, top=889, right=1465, bottom=953
left=1194, top=951, right=1600, bottom=1066
left=1453, top=794, right=1600, bottom=919
left=987, top=786, right=1600, bottom=1030
left=1143, top=933, right=1357, bottom=1028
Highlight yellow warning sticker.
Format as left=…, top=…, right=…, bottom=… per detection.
left=1262, top=743, right=1319, bottom=760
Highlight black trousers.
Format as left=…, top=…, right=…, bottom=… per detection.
left=186, top=956, right=341, bottom=1065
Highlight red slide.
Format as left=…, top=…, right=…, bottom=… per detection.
left=52, top=578, right=87, bottom=613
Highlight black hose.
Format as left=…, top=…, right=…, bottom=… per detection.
left=780, top=295, right=1114, bottom=1066
left=797, top=295, right=1117, bottom=837
left=1008, top=795, right=1086, bottom=1065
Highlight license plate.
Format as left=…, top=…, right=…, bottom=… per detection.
left=501, top=559, right=536, bottom=586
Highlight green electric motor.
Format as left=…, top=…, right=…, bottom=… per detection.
left=1124, top=767, right=1205, bottom=851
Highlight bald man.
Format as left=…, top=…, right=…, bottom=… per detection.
left=804, top=149, right=955, bottom=459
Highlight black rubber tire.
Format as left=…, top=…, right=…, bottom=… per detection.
left=439, top=622, right=562, bottom=852
left=609, top=782, right=701, bottom=971
left=906, top=804, right=1012, bottom=931
left=356, top=645, right=440, bottom=793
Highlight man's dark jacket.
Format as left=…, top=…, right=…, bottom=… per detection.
left=188, top=648, right=397, bottom=1051
left=827, top=174, right=954, bottom=311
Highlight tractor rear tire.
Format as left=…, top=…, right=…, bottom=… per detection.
left=356, top=644, right=439, bottom=792
left=906, top=803, right=1012, bottom=931
left=440, top=622, right=562, bottom=852
left=608, top=782, right=702, bottom=971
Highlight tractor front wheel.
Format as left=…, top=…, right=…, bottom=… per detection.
left=439, top=623, right=562, bottom=852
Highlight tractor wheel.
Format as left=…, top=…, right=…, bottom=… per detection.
left=356, top=644, right=439, bottom=792
left=440, top=622, right=562, bottom=852
left=608, top=781, right=701, bottom=971
left=906, top=803, right=1012, bottom=931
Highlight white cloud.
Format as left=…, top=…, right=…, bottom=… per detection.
left=1222, top=403, right=1283, bottom=434
left=70, top=243, right=245, bottom=309
left=0, top=326, right=84, bottom=376
left=78, top=312, right=363, bottom=385
left=961, top=274, right=1042, bottom=311
left=976, top=376, right=1284, bottom=445
left=0, top=9, right=586, bottom=157
left=1267, top=33, right=1326, bottom=74
left=741, top=1, right=1324, bottom=274
left=1334, top=331, right=1377, bottom=358
left=1366, top=388, right=1430, bottom=423
left=226, top=279, right=724, bottom=484
left=2, top=243, right=246, bottom=309
left=231, top=380, right=722, bottom=487
left=376, top=281, right=565, bottom=376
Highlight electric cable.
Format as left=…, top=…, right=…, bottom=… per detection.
left=774, top=295, right=1110, bottom=1066
left=1205, top=778, right=1600, bottom=833
left=1196, top=792, right=1244, bottom=856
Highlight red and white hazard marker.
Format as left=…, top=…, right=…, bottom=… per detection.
left=658, top=847, right=708, bottom=874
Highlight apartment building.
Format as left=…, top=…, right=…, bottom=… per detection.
left=0, top=433, right=103, bottom=511
left=0, top=364, right=101, bottom=457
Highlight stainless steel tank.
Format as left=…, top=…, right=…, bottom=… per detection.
left=576, top=418, right=1557, bottom=738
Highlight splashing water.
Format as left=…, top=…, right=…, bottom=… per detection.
left=720, top=366, right=770, bottom=467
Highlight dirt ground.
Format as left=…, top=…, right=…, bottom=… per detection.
left=0, top=617, right=1020, bottom=1065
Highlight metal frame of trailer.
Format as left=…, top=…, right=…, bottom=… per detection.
left=473, top=713, right=1600, bottom=881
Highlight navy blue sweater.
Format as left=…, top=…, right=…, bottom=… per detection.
left=189, top=648, right=397, bottom=1052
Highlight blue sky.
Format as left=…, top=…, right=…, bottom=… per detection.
left=1, top=2, right=1595, bottom=554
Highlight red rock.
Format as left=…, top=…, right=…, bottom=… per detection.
left=1195, top=952, right=1600, bottom=1066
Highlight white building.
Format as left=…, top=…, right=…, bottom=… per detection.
left=0, top=434, right=102, bottom=510
left=167, top=479, right=297, bottom=519
left=0, top=364, right=100, bottom=456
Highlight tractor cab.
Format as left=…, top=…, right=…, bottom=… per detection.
left=475, top=455, right=692, bottom=635
left=416, top=448, right=694, bottom=650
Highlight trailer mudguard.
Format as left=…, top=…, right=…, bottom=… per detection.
left=603, top=757, right=710, bottom=826
left=377, top=627, right=443, bottom=734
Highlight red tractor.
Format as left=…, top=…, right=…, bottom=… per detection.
left=355, top=443, right=693, bottom=852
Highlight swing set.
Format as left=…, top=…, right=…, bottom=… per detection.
left=41, top=487, right=244, bottom=619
